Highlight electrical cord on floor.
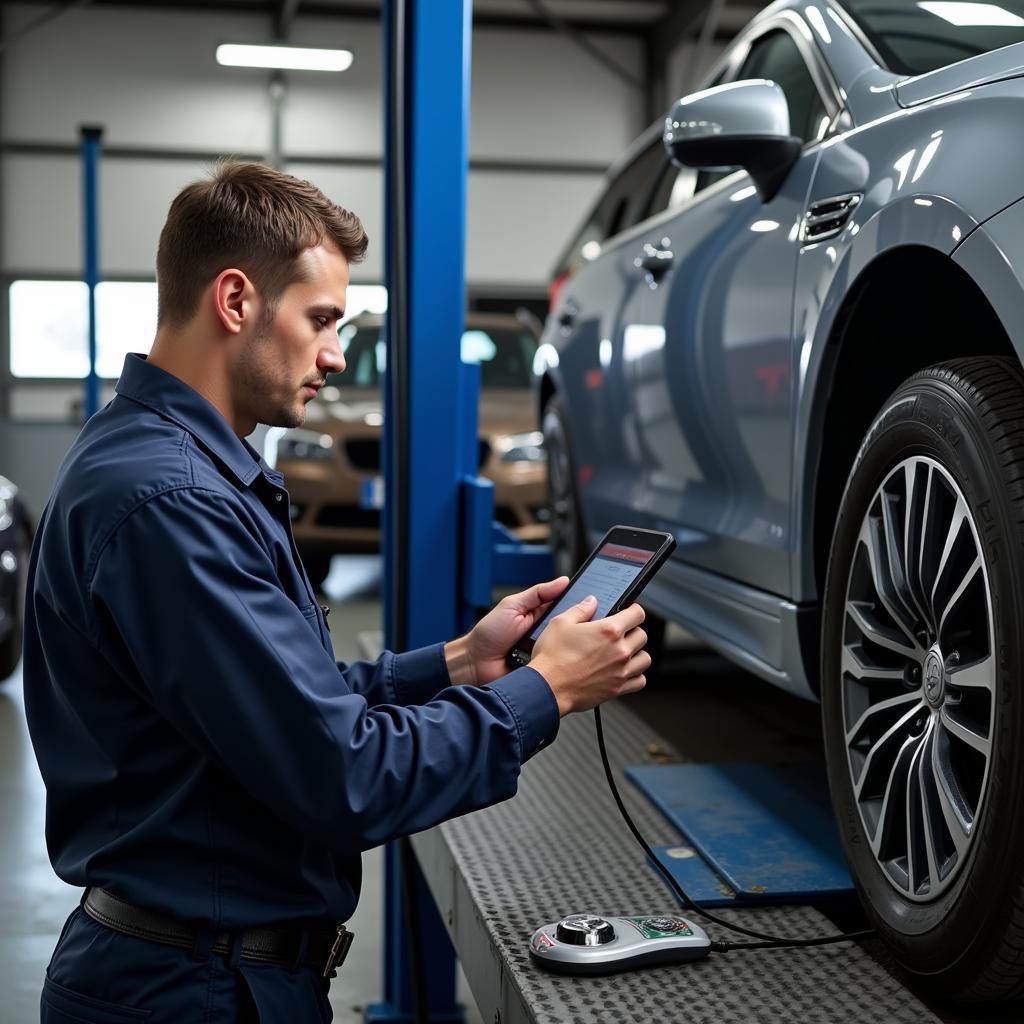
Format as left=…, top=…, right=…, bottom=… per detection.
left=593, top=706, right=876, bottom=953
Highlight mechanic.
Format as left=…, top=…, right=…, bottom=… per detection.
left=23, top=162, right=650, bottom=1023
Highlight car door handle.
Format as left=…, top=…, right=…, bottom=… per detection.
left=634, top=243, right=674, bottom=278
left=558, top=299, right=579, bottom=332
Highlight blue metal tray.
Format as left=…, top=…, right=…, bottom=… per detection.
left=625, top=762, right=854, bottom=907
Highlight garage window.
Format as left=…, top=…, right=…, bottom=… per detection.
left=8, top=280, right=157, bottom=379
left=7, top=281, right=389, bottom=380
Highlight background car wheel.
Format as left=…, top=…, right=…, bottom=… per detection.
left=300, top=550, right=333, bottom=591
left=0, top=524, right=29, bottom=681
left=542, top=395, right=587, bottom=579
left=822, top=357, right=1024, bottom=1001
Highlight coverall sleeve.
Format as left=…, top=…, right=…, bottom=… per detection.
left=335, top=643, right=454, bottom=709
left=87, top=486, right=559, bottom=855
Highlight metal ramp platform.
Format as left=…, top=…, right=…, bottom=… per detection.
left=411, top=699, right=941, bottom=1024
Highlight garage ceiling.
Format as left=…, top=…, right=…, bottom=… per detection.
left=3, top=0, right=759, bottom=37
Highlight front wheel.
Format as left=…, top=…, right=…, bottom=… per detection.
left=822, top=358, right=1024, bottom=1001
left=542, top=395, right=587, bottom=579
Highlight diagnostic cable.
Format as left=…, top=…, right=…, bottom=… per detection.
left=592, top=705, right=876, bottom=954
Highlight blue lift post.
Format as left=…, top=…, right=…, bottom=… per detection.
left=373, top=0, right=471, bottom=1020
left=80, top=125, right=103, bottom=421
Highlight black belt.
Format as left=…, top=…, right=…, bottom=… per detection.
left=82, top=887, right=353, bottom=979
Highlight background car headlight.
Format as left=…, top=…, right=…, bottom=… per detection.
left=277, top=431, right=335, bottom=462
left=499, top=431, right=546, bottom=464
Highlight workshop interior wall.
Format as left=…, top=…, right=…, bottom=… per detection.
left=0, top=1, right=645, bottom=509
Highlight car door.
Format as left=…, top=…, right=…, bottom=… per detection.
left=622, top=21, right=838, bottom=596
left=549, top=132, right=688, bottom=525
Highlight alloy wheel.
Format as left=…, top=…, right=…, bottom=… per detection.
left=841, top=455, right=995, bottom=902
left=542, top=404, right=579, bottom=578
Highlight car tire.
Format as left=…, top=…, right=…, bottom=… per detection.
left=0, top=524, right=29, bottom=681
left=821, top=357, right=1024, bottom=1001
left=542, top=394, right=587, bottom=579
left=300, top=551, right=333, bottom=591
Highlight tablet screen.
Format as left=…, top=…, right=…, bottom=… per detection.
left=530, top=542, right=654, bottom=641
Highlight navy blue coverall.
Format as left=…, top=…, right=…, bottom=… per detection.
left=23, top=353, right=559, bottom=1022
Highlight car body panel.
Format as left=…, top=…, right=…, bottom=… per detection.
left=540, top=0, right=1024, bottom=697
left=953, top=195, right=1024, bottom=364
left=0, top=475, right=30, bottom=668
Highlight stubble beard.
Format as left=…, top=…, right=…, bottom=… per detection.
left=236, top=322, right=306, bottom=430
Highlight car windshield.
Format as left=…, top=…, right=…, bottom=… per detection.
left=327, top=322, right=538, bottom=392
left=843, top=0, right=1024, bottom=75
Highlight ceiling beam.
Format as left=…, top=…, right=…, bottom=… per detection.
left=522, top=0, right=645, bottom=91
left=6, top=0, right=658, bottom=36
left=276, top=0, right=301, bottom=37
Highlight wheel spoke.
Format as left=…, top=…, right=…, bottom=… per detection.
left=930, top=723, right=971, bottom=856
left=902, top=461, right=932, bottom=630
left=947, top=654, right=995, bottom=692
left=929, top=499, right=968, bottom=613
left=881, top=489, right=919, bottom=627
left=861, top=521, right=920, bottom=640
left=869, top=730, right=923, bottom=857
left=842, top=646, right=906, bottom=683
left=846, top=691, right=923, bottom=747
left=916, top=465, right=937, bottom=621
left=853, top=701, right=926, bottom=799
left=939, top=705, right=990, bottom=757
left=915, top=722, right=943, bottom=895
left=938, top=556, right=981, bottom=636
left=905, top=723, right=932, bottom=895
left=847, top=599, right=919, bottom=659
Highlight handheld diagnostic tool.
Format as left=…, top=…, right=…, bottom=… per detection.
left=529, top=912, right=711, bottom=975
left=508, top=526, right=675, bottom=667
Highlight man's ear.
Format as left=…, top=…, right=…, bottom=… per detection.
left=212, top=269, right=255, bottom=335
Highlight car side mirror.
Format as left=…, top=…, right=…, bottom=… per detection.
left=663, top=80, right=802, bottom=202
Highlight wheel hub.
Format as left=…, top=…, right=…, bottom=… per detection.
left=923, top=648, right=945, bottom=707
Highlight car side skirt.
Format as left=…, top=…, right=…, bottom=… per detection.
left=640, top=558, right=818, bottom=701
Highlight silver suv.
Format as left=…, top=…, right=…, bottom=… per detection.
left=538, top=0, right=1024, bottom=1002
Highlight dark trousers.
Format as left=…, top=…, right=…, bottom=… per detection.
left=40, top=907, right=334, bottom=1023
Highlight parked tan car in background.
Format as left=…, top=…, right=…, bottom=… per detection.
left=276, top=312, right=549, bottom=586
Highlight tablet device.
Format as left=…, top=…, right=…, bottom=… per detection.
left=508, top=526, right=676, bottom=667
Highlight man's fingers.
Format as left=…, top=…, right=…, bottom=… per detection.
left=605, top=603, right=646, bottom=635
left=533, top=576, right=570, bottom=606
left=624, top=626, right=648, bottom=657
left=557, top=595, right=597, bottom=624
left=620, top=673, right=647, bottom=695
left=625, top=649, right=652, bottom=678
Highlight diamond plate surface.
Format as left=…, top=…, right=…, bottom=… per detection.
left=413, top=699, right=941, bottom=1024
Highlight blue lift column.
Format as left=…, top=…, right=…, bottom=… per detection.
left=372, top=0, right=471, bottom=1021
left=80, top=124, right=103, bottom=420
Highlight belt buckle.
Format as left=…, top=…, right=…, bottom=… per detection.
left=323, top=924, right=353, bottom=979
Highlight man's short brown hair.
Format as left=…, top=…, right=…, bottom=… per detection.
left=156, top=162, right=368, bottom=328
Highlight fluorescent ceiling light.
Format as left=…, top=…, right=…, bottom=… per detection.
left=917, top=2, right=1024, bottom=26
left=216, top=43, right=354, bottom=72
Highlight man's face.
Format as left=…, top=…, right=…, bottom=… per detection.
left=235, top=241, right=349, bottom=429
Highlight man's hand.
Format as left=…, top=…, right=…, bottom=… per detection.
left=444, top=577, right=570, bottom=685
left=530, top=599, right=649, bottom=716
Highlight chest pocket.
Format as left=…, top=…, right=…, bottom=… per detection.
left=299, top=603, right=331, bottom=653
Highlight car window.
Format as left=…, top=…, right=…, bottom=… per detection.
left=844, top=0, right=1024, bottom=75
left=551, top=137, right=666, bottom=278
left=738, top=30, right=829, bottom=145
left=329, top=324, right=537, bottom=392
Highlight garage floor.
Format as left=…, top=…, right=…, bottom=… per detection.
left=0, top=555, right=1019, bottom=1023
